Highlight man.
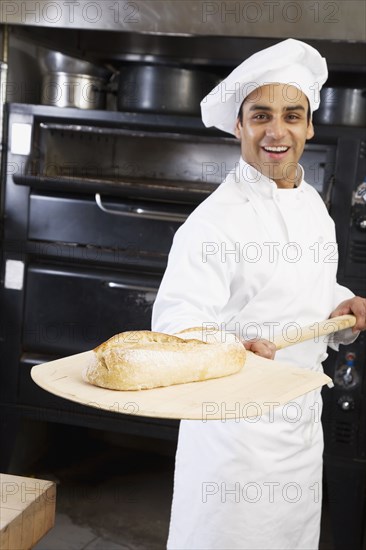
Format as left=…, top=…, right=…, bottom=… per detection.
left=152, top=39, right=366, bottom=549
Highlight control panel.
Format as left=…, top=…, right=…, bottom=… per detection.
left=322, top=332, right=366, bottom=458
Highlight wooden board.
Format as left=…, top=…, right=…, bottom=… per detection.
left=0, top=473, right=56, bottom=550
left=31, top=350, right=332, bottom=420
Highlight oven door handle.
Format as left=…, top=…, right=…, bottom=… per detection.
left=95, top=193, right=187, bottom=223
left=103, top=281, right=158, bottom=293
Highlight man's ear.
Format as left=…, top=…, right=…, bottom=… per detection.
left=306, top=120, right=315, bottom=140
left=234, top=118, right=242, bottom=140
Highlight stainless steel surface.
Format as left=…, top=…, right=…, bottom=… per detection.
left=1, top=1, right=366, bottom=41
left=95, top=193, right=187, bottom=222
left=117, top=64, right=219, bottom=115
left=41, top=72, right=107, bottom=109
left=0, top=25, right=9, bottom=220
left=314, top=88, right=366, bottom=127
left=12, top=26, right=366, bottom=73
left=0, top=61, right=8, bottom=151
left=104, top=281, right=158, bottom=293
left=38, top=47, right=113, bottom=109
left=38, top=48, right=112, bottom=80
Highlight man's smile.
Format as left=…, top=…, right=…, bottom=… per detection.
left=261, top=145, right=290, bottom=159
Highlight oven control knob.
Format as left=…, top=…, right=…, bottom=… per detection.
left=334, top=354, right=360, bottom=388
left=355, top=215, right=366, bottom=231
left=337, top=395, right=355, bottom=411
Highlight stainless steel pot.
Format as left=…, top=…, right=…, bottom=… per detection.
left=314, top=87, right=366, bottom=127
left=41, top=72, right=107, bottom=110
left=117, top=64, right=220, bottom=115
left=38, top=48, right=112, bottom=110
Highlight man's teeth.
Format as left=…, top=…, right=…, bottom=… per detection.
left=263, top=146, right=289, bottom=152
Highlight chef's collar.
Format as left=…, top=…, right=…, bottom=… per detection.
left=237, top=157, right=305, bottom=198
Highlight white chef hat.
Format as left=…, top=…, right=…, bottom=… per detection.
left=201, top=38, right=328, bottom=136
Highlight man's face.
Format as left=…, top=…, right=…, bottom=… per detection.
left=234, top=83, right=314, bottom=188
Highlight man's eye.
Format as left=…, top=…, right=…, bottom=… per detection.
left=253, top=114, right=268, bottom=120
left=287, top=114, right=300, bottom=120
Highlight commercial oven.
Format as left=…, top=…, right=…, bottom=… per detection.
left=0, top=103, right=241, bottom=466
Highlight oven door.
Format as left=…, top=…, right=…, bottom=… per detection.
left=22, top=261, right=160, bottom=356
left=27, top=191, right=190, bottom=258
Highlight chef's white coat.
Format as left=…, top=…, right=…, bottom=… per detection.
left=152, top=158, right=356, bottom=550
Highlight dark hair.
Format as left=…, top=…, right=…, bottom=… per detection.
left=237, top=97, right=311, bottom=125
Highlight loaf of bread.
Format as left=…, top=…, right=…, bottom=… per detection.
left=174, top=326, right=239, bottom=344
left=83, top=328, right=245, bottom=391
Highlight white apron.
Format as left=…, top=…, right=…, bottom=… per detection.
left=152, top=158, right=355, bottom=550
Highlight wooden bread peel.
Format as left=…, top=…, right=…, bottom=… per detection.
left=31, top=315, right=356, bottom=420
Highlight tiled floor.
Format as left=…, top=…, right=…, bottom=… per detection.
left=9, top=422, right=335, bottom=550
left=26, top=425, right=174, bottom=550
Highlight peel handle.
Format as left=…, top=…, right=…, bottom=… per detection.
left=273, top=314, right=357, bottom=350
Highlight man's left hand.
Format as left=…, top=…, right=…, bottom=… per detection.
left=330, top=297, right=366, bottom=332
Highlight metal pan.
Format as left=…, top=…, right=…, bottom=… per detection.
left=38, top=48, right=112, bottom=80
left=41, top=72, right=107, bottom=110
left=314, top=87, right=366, bottom=127
left=117, top=64, right=220, bottom=115
left=38, top=48, right=113, bottom=110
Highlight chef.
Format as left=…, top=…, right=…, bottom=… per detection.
left=152, top=39, right=366, bottom=549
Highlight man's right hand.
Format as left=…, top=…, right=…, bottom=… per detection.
left=243, top=339, right=276, bottom=360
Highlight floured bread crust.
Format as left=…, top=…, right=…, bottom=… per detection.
left=174, top=327, right=239, bottom=344
left=83, top=329, right=245, bottom=391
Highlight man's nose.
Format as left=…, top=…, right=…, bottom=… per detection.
left=265, top=118, right=287, bottom=140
